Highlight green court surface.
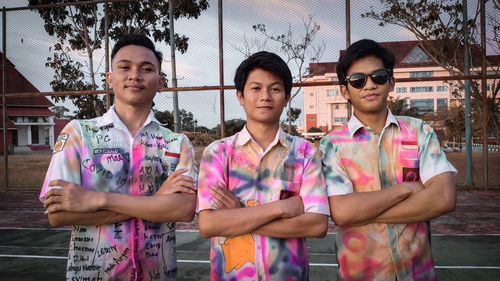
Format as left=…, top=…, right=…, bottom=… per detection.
left=0, top=228, right=499, bottom=281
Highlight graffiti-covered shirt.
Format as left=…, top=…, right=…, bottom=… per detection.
left=320, top=110, right=456, bottom=281
left=40, top=106, right=197, bottom=281
left=197, top=126, right=329, bottom=281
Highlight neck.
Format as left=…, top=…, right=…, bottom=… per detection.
left=353, top=108, right=388, bottom=134
left=246, top=121, right=280, bottom=151
left=114, top=101, right=152, bottom=136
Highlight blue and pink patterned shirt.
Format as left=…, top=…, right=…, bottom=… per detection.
left=197, top=126, right=329, bottom=280
left=320, top=110, right=456, bottom=281
left=40, top=106, right=197, bottom=281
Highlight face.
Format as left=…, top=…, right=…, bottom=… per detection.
left=106, top=45, right=165, bottom=108
left=237, top=68, right=289, bottom=126
left=340, top=55, right=394, bottom=116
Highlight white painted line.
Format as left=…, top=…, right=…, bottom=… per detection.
left=1, top=254, right=500, bottom=270
left=0, top=254, right=67, bottom=260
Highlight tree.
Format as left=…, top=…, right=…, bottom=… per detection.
left=308, top=127, right=323, bottom=133
left=211, top=119, right=247, bottom=138
left=387, top=96, right=419, bottom=117
left=154, top=109, right=174, bottom=129
left=231, top=15, right=325, bottom=134
left=29, top=0, right=209, bottom=118
left=50, top=105, right=72, bottom=119
left=363, top=0, right=499, bottom=139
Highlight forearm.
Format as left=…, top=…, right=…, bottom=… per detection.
left=253, top=213, right=328, bottom=238
left=370, top=173, right=456, bottom=224
left=101, top=192, right=196, bottom=222
left=198, top=202, right=284, bottom=238
left=329, top=182, right=419, bottom=226
left=48, top=210, right=131, bottom=227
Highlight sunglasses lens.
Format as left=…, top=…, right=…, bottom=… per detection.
left=348, top=73, right=366, bottom=89
left=371, top=70, right=390, bottom=85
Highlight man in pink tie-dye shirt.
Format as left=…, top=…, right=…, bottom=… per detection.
left=40, top=34, right=197, bottom=281
left=320, top=39, right=457, bottom=281
left=197, top=51, right=329, bottom=280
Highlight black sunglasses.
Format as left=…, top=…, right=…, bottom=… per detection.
left=345, top=69, right=393, bottom=89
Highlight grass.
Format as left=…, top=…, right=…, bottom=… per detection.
left=0, top=148, right=498, bottom=190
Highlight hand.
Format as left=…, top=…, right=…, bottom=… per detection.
left=44, top=180, right=101, bottom=214
left=278, top=195, right=304, bottom=218
left=156, top=169, right=196, bottom=195
left=209, top=183, right=242, bottom=209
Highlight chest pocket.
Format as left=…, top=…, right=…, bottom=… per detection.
left=400, top=134, right=420, bottom=182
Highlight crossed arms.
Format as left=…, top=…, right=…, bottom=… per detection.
left=44, top=169, right=197, bottom=227
left=328, top=171, right=456, bottom=226
left=198, top=183, right=328, bottom=239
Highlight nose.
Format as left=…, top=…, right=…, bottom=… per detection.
left=259, top=88, right=272, bottom=101
left=128, top=67, right=142, bottom=81
left=364, top=75, right=376, bottom=89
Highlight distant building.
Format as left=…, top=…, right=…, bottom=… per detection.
left=0, top=52, right=58, bottom=153
left=303, top=40, right=499, bottom=133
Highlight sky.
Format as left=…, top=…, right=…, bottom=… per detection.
left=0, top=0, right=491, bottom=128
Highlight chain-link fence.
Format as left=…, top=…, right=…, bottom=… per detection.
left=1, top=0, right=499, bottom=191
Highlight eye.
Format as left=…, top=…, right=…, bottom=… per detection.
left=118, top=65, right=130, bottom=70
left=251, top=86, right=260, bottom=91
left=271, top=87, right=281, bottom=92
left=142, top=67, right=154, bottom=72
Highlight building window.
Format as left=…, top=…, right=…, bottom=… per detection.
left=309, top=117, right=315, bottom=121
left=410, top=86, right=433, bottom=93
left=28, top=116, right=38, bottom=123
left=31, top=125, right=39, bottom=144
left=309, top=105, right=314, bottom=109
left=410, top=99, right=434, bottom=115
left=335, top=104, right=339, bottom=109
left=396, top=87, right=407, bottom=93
left=331, top=77, right=338, bottom=82
left=409, top=71, right=434, bottom=78
left=334, top=117, right=348, bottom=123
left=403, top=46, right=432, bottom=63
left=437, top=98, right=448, bottom=108
left=8, top=116, right=17, bottom=122
left=437, top=86, right=448, bottom=92
left=327, top=90, right=335, bottom=96
left=309, top=93, right=314, bottom=96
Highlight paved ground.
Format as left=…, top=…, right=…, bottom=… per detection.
left=0, top=189, right=499, bottom=280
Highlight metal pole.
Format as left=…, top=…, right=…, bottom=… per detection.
left=218, top=0, right=225, bottom=138
left=169, top=0, right=180, bottom=133
left=2, top=7, right=7, bottom=192
left=345, top=0, right=352, bottom=119
left=462, top=0, right=474, bottom=186
left=480, top=0, right=488, bottom=191
left=104, top=0, right=110, bottom=110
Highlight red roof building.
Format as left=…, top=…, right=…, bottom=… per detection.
left=0, top=52, right=58, bottom=153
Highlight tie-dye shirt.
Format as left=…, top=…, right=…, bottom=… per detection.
left=197, top=126, right=329, bottom=281
left=39, top=106, right=197, bottom=281
left=320, top=110, right=456, bottom=281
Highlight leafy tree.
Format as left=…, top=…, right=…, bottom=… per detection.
left=29, top=0, right=209, bottom=118
left=211, top=119, right=247, bottom=138
left=50, top=105, right=71, bottom=119
left=387, top=96, right=419, bottom=117
left=231, top=15, right=325, bottom=134
left=363, top=0, right=499, bottom=139
left=154, top=109, right=174, bottom=129
left=308, top=127, right=323, bottom=133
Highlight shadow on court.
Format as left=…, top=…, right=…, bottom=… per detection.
left=0, top=190, right=499, bottom=280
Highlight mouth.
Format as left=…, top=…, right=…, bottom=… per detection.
left=257, top=106, right=274, bottom=110
left=125, top=84, right=145, bottom=91
left=362, top=93, right=379, bottom=100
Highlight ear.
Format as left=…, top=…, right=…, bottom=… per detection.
left=158, top=74, right=166, bottom=90
left=388, top=76, right=395, bottom=92
left=237, top=90, right=245, bottom=106
left=106, top=72, right=113, bottom=89
left=340, top=84, right=350, bottom=101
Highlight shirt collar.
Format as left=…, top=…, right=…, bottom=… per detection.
left=236, top=125, right=288, bottom=148
left=95, top=105, right=160, bottom=130
left=347, top=108, right=400, bottom=137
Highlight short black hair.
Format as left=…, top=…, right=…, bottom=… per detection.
left=336, top=39, right=395, bottom=86
left=234, top=51, right=292, bottom=98
left=111, top=33, right=163, bottom=72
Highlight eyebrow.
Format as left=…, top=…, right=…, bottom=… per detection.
left=247, top=81, right=283, bottom=86
left=115, top=59, right=156, bottom=68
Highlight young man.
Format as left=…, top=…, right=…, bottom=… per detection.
left=40, top=33, right=197, bottom=281
left=197, top=51, right=329, bottom=280
left=320, top=39, right=457, bottom=281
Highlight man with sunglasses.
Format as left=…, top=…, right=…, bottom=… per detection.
left=319, top=39, right=456, bottom=281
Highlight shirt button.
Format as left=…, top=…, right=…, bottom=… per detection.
left=392, top=248, right=397, bottom=253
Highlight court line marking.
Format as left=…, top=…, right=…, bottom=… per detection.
left=1, top=254, right=500, bottom=269
left=1, top=228, right=499, bottom=236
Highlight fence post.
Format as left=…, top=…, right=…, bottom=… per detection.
left=2, top=7, right=7, bottom=192
left=218, top=0, right=225, bottom=138
left=462, top=0, right=474, bottom=186
left=480, top=0, right=488, bottom=191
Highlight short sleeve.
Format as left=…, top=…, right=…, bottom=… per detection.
left=418, top=121, right=457, bottom=184
left=39, top=120, right=82, bottom=202
left=196, top=141, right=226, bottom=212
left=319, top=136, right=354, bottom=196
left=298, top=142, right=329, bottom=215
left=176, top=135, right=198, bottom=184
